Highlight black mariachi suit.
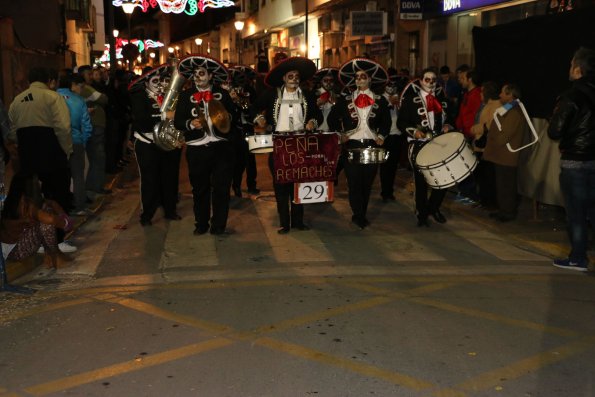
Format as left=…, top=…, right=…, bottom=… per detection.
left=255, top=86, right=322, bottom=230
left=327, top=91, right=391, bottom=226
left=232, top=85, right=258, bottom=195
left=379, top=92, right=406, bottom=200
left=130, top=88, right=182, bottom=223
left=397, top=82, right=451, bottom=221
left=174, top=85, right=239, bottom=234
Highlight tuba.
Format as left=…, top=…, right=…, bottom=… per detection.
left=153, top=59, right=186, bottom=151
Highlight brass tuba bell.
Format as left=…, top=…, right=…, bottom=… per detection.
left=153, top=59, right=186, bottom=151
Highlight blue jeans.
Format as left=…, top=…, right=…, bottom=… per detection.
left=560, top=165, right=595, bottom=263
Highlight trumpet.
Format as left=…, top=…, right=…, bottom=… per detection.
left=230, top=86, right=250, bottom=110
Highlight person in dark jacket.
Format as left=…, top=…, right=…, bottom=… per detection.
left=548, top=46, right=595, bottom=272
left=129, top=64, right=183, bottom=227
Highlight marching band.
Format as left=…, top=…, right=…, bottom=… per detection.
left=129, top=54, right=475, bottom=235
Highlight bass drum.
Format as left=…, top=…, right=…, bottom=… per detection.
left=415, top=132, right=478, bottom=189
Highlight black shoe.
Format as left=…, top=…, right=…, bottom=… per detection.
left=210, top=228, right=232, bottom=236
left=247, top=188, right=260, bottom=194
left=381, top=195, right=396, bottom=202
left=430, top=211, right=447, bottom=224
left=489, top=212, right=501, bottom=219
left=233, top=187, right=242, bottom=197
left=165, top=213, right=182, bottom=220
left=497, top=214, right=516, bottom=223
left=193, top=227, right=208, bottom=235
left=417, top=216, right=430, bottom=227
left=292, top=224, right=310, bottom=231
left=277, top=227, right=290, bottom=234
left=351, top=216, right=366, bottom=230
left=140, top=219, right=152, bottom=227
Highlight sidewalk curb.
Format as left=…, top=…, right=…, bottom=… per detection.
left=5, top=170, right=126, bottom=283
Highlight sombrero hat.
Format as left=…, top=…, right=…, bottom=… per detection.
left=313, top=67, right=340, bottom=85
left=128, top=64, right=170, bottom=92
left=339, top=58, right=388, bottom=90
left=264, top=57, right=317, bottom=88
left=177, top=54, right=229, bottom=85
left=230, top=65, right=257, bottom=81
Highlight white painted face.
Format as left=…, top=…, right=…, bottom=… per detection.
left=283, top=70, right=300, bottom=90
left=321, top=76, right=334, bottom=92
left=420, top=72, right=437, bottom=93
left=156, top=0, right=188, bottom=14
left=354, top=71, right=370, bottom=90
left=146, top=74, right=168, bottom=95
left=194, top=67, right=211, bottom=89
left=385, top=84, right=397, bottom=95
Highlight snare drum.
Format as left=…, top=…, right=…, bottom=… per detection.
left=415, top=132, right=478, bottom=189
left=347, top=147, right=389, bottom=165
left=247, top=134, right=273, bottom=153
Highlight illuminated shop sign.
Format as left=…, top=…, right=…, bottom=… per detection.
left=442, top=0, right=510, bottom=14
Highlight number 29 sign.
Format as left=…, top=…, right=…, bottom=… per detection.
left=293, top=181, right=334, bottom=204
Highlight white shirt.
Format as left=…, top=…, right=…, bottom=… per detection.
left=276, top=88, right=305, bottom=133
left=318, top=88, right=333, bottom=132
left=383, top=92, right=402, bottom=136
left=420, top=90, right=436, bottom=131
left=350, top=89, right=376, bottom=141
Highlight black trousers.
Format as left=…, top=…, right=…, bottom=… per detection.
left=186, top=142, right=235, bottom=231
left=268, top=154, right=304, bottom=229
left=494, top=163, right=518, bottom=218
left=380, top=134, right=406, bottom=198
left=410, top=142, right=446, bottom=218
left=135, top=140, right=182, bottom=222
left=344, top=140, right=379, bottom=223
left=232, top=137, right=258, bottom=191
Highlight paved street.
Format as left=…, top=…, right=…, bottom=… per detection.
left=1, top=156, right=594, bottom=397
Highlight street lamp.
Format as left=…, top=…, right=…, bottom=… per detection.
left=113, top=29, right=119, bottom=38
left=234, top=20, right=244, bottom=65
left=195, top=37, right=203, bottom=53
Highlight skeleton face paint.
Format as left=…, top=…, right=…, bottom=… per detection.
left=146, top=75, right=167, bottom=96
left=354, top=71, right=370, bottom=90
left=420, top=72, right=437, bottom=93
left=194, top=67, right=211, bottom=89
left=385, top=84, right=397, bottom=95
left=321, top=76, right=334, bottom=92
left=283, top=70, right=300, bottom=90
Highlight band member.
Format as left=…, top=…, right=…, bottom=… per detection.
left=129, top=64, right=182, bottom=226
left=328, top=58, right=391, bottom=229
left=379, top=68, right=406, bottom=202
left=174, top=55, right=239, bottom=235
left=229, top=66, right=260, bottom=196
left=254, top=57, right=322, bottom=234
left=397, top=68, right=453, bottom=227
left=313, top=68, right=340, bottom=132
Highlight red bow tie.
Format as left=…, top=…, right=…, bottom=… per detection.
left=157, top=95, right=164, bottom=107
left=319, top=92, right=330, bottom=102
left=193, top=90, right=213, bottom=103
left=354, top=93, right=374, bottom=108
left=425, top=93, right=443, bottom=113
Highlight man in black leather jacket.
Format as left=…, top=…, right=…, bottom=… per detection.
left=547, top=47, right=595, bottom=272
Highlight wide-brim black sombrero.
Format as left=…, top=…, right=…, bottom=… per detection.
left=177, top=54, right=229, bottom=85
left=128, top=64, right=170, bottom=92
left=264, top=57, right=317, bottom=88
left=313, top=67, right=340, bottom=85
left=230, top=65, right=257, bottom=81
left=339, top=58, right=388, bottom=90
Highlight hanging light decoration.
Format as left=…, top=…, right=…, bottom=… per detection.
left=112, top=0, right=232, bottom=15
left=99, top=38, right=165, bottom=62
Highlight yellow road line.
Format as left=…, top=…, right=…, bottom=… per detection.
left=24, top=338, right=234, bottom=396
left=0, top=298, right=92, bottom=324
left=255, top=337, right=468, bottom=395
left=454, top=335, right=595, bottom=392
left=408, top=297, right=577, bottom=338
left=248, top=296, right=394, bottom=336
left=101, top=296, right=232, bottom=334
